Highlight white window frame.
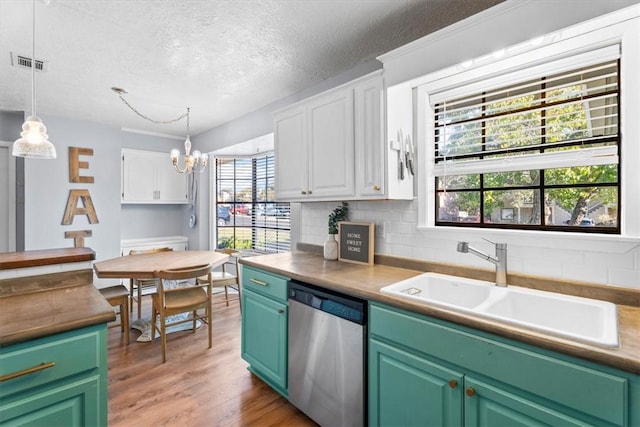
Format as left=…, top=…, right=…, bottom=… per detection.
left=415, top=13, right=640, bottom=241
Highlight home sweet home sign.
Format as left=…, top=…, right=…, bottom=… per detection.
left=62, top=147, right=99, bottom=247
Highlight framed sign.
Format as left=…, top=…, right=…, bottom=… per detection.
left=338, top=221, right=374, bottom=265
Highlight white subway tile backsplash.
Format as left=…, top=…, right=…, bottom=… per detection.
left=584, top=251, right=635, bottom=270
left=608, top=268, right=640, bottom=289
left=541, top=248, right=584, bottom=265
left=299, top=201, right=640, bottom=288
left=521, top=259, right=563, bottom=279
left=562, top=263, right=608, bottom=284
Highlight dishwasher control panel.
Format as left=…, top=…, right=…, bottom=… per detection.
left=288, top=281, right=366, bottom=325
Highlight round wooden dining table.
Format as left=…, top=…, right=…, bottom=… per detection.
left=93, top=250, right=229, bottom=279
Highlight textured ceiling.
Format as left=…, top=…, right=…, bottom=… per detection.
left=0, top=0, right=503, bottom=137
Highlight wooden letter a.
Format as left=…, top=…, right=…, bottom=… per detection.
left=62, top=189, right=99, bottom=225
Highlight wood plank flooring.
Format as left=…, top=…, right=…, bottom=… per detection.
left=107, top=294, right=317, bottom=426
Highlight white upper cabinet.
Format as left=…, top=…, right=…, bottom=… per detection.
left=275, top=87, right=355, bottom=200
left=307, top=88, right=355, bottom=199
left=354, top=72, right=385, bottom=198
left=121, top=148, right=188, bottom=204
left=274, top=70, right=413, bottom=202
left=274, top=106, right=308, bottom=200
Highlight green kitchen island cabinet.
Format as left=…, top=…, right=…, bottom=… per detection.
left=369, top=302, right=638, bottom=427
left=0, top=324, right=109, bottom=426
left=241, top=265, right=289, bottom=397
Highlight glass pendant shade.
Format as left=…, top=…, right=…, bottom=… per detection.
left=12, top=115, right=56, bottom=159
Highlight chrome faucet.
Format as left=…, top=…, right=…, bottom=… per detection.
left=457, top=240, right=508, bottom=287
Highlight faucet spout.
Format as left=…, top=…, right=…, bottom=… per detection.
left=457, top=241, right=508, bottom=287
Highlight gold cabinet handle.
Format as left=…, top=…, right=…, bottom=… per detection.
left=301, top=190, right=307, bottom=195
left=0, top=361, right=56, bottom=382
left=373, top=185, right=381, bottom=191
left=277, top=308, right=285, bottom=314
left=466, top=387, right=476, bottom=397
left=308, top=190, right=312, bottom=194
left=448, top=379, right=458, bottom=389
left=250, top=278, right=268, bottom=287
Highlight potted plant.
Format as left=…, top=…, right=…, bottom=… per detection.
left=325, top=202, right=348, bottom=260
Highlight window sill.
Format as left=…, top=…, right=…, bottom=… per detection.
left=415, top=225, right=640, bottom=254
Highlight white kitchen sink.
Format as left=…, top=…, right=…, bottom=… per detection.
left=380, top=272, right=493, bottom=310
left=380, top=272, right=619, bottom=347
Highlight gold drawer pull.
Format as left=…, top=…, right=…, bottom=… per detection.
left=466, top=387, right=476, bottom=397
left=278, top=308, right=285, bottom=314
left=301, top=190, right=307, bottom=195
left=1, top=361, right=56, bottom=382
left=448, top=379, right=458, bottom=389
left=373, top=185, right=381, bottom=191
left=250, top=278, right=268, bottom=287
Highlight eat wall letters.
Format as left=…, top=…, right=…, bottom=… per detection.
left=63, top=147, right=98, bottom=247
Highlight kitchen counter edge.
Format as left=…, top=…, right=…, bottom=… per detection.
left=0, top=284, right=116, bottom=347
left=239, top=251, right=640, bottom=375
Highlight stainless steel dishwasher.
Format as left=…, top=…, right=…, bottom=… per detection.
left=288, top=281, right=366, bottom=427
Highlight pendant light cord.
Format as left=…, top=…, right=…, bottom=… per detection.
left=31, top=0, right=36, bottom=117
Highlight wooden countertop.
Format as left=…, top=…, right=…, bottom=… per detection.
left=0, top=247, right=96, bottom=270
left=240, top=251, right=640, bottom=375
left=0, top=268, right=115, bottom=347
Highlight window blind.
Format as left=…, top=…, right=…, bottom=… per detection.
left=216, top=154, right=290, bottom=252
left=433, top=47, right=620, bottom=178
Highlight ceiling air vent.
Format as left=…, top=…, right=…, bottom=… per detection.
left=10, top=52, right=48, bottom=72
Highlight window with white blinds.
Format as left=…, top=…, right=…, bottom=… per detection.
left=215, top=154, right=290, bottom=252
left=431, top=46, right=620, bottom=232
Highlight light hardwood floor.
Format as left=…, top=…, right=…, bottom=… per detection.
left=107, top=293, right=316, bottom=426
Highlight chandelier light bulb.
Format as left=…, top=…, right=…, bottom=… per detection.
left=184, top=136, right=192, bottom=156
left=170, top=148, right=180, bottom=161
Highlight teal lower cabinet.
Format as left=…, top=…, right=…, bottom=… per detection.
left=369, top=339, right=463, bottom=426
left=0, top=324, right=109, bottom=426
left=369, top=302, right=638, bottom=427
left=241, top=265, right=289, bottom=396
left=463, top=376, right=589, bottom=426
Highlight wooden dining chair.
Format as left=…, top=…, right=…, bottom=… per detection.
left=128, top=247, right=173, bottom=319
left=99, top=284, right=130, bottom=345
left=151, top=263, right=213, bottom=363
left=197, top=248, right=241, bottom=311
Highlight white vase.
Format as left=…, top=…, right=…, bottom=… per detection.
left=323, top=234, right=338, bottom=260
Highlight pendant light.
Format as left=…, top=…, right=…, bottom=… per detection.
left=12, top=0, right=56, bottom=159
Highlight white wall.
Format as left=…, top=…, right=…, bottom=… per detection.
left=300, top=200, right=640, bottom=289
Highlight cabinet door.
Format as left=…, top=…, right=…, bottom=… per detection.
left=355, top=74, right=385, bottom=197
left=241, top=289, right=287, bottom=394
left=155, top=153, right=188, bottom=203
left=274, top=106, right=308, bottom=200
left=464, top=377, right=589, bottom=427
left=307, top=88, right=355, bottom=198
left=369, top=339, right=463, bottom=427
left=122, top=149, right=156, bottom=202
left=0, top=375, right=101, bottom=427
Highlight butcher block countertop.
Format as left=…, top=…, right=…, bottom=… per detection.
left=0, top=248, right=115, bottom=347
left=0, top=247, right=95, bottom=270
left=240, top=251, right=640, bottom=375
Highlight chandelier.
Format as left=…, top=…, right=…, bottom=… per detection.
left=13, top=0, right=56, bottom=159
left=112, top=88, right=207, bottom=174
